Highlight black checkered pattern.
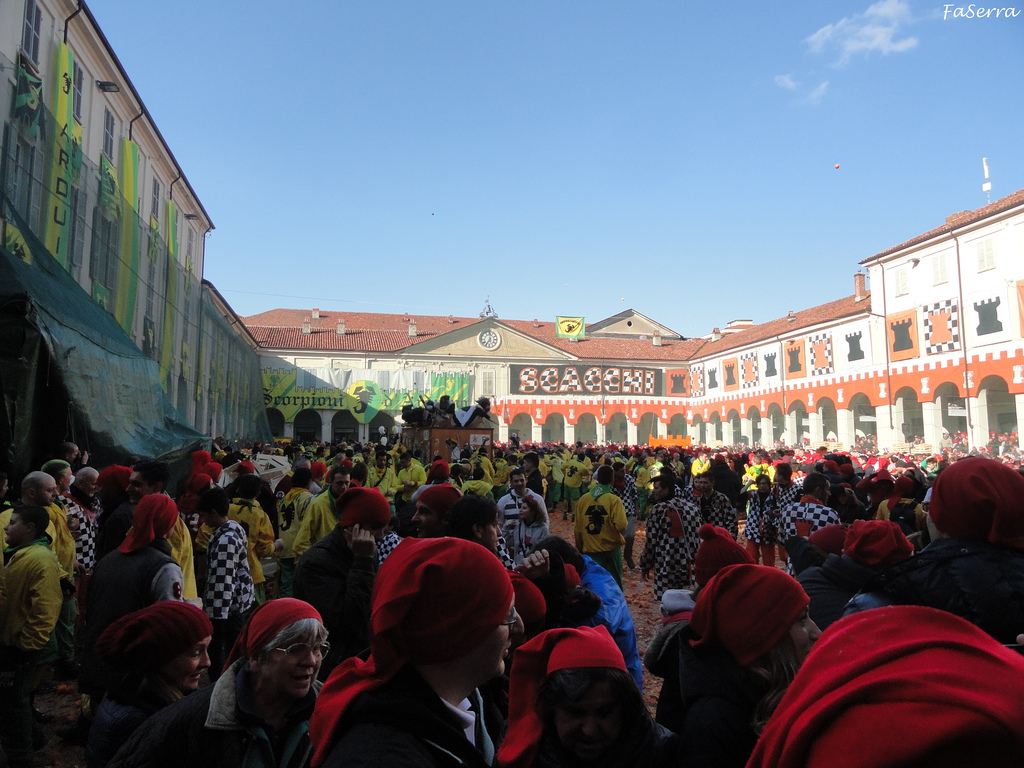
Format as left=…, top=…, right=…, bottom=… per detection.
left=744, top=492, right=781, bottom=545
left=614, top=474, right=639, bottom=518
left=740, top=351, right=759, bottom=389
left=639, top=494, right=701, bottom=599
left=63, top=493, right=98, bottom=571
left=696, top=490, right=738, bottom=538
left=808, top=333, right=834, bottom=376
left=924, top=299, right=961, bottom=354
left=585, top=367, right=603, bottom=391
left=690, top=365, right=704, bottom=397
left=780, top=500, right=840, bottom=543
left=378, top=531, right=401, bottom=565
left=204, top=519, right=255, bottom=620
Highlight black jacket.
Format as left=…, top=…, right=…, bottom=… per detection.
left=797, top=554, right=877, bottom=631
left=293, top=526, right=376, bottom=680
left=852, top=537, right=1024, bottom=643
left=321, top=666, right=500, bottom=768
left=676, top=627, right=767, bottom=768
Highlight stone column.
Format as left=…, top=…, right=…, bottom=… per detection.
left=563, top=422, right=575, bottom=445
left=531, top=423, right=543, bottom=443
left=723, top=420, right=734, bottom=446
left=920, top=399, right=943, bottom=450
left=319, top=410, right=333, bottom=443
left=968, top=392, right=989, bottom=450
left=1015, top=394, right=1024, bottom=448
left=597, top=422, right=608, bottom=445
left=498, top=422, right=510, bottom=443
left=358, top=423, right=370, bottom=443
left=626, top=420, right=638, bottom=446
left=284, top=421, right=295, bottom=440
left=807, top=411, right=823, bottom=445
left=785, top=413, right=799, bottom=446
left=875, top=404, right=897, bottom=452
left=656, top=419, right=668, bottom=439
left=836, top=407, right=856, bottom=450
left=740, top=417, right=753, bottom=447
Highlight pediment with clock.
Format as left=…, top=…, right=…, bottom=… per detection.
left=403, top=318, right=573, bottom=361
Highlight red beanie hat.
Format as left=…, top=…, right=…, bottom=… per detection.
left=691, top=564, right=808, bottom=667
left=510, top=572, right=546, bottom=628
left=498, top=626, right=625, bottom=768
left=746, top=606, right=1024, bottom=768
left=310, top=538, right=512, bottom=765
left=120, top=495, right=179, bottom=554
left=694, top=524, right=753, bottom=587
left=809, top=524, right=848, bottom=556
left=823, top=460, right=840, bottom=474
left=336, top=487, right=391, bottom=528
left=563, top=563, right=582, bottom=589
left=95, top=601, right=212, bottom=671
left=200, top=461, right=223, bottom=482
left=97, top=465, right=131, bottom=493
left=310, top=461, right=327, bottom=481
left=887, top=475, right=915, bottom=508
left=225, top=598, right=322, bottom=667
left=426, top=460, right=450, bottom=483
left=417, top=484, right=462, bottom=517
left=190, top=450, right=212, bottom=477
left=930, top=457, right=1024, bottom=551
left=843, top=520, right=913, bottom=568
left=237, top=459, right=256, bottom=475
left=187, top=473, right=213, bottom=495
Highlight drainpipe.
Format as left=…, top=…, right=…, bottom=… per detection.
left=128, top=110, right=144, bottom=141
left=951, top=232, right=974, bottom=440
left=63, top=1, right=83, bottom=42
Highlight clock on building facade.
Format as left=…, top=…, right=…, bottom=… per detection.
left=477, top=330, right=501, bottom=350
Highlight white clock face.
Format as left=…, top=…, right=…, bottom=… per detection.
left=478, top=330, right=501, bottom=350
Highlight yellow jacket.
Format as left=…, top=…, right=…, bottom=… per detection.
left=291, top=491, right=339, bottom=560
left=0, top=540, right=62, bottom=651
left=166, top=516, right=199, bottom=601
left=44, top=501, right=76, bottom=579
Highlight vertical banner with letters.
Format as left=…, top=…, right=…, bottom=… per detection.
left=44, top=42, right=76, bottom=268
left=115, top=139, right=141, bottom=333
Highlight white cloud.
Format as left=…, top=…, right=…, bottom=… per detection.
left=807, top=81, right=829, bottom=104
left=775, top=74, right=799, bottom=89
left=805, top=0, right=918, bottom=65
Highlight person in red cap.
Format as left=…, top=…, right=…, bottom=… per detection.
left=107, top=598, right=327, bottom=768
left=308, top=537, right=514, bottom=768
left=779, top=473, right=840, bottom=568
left=293, top=487, right=391, bottom=680
left=497, top=626, right=678, bottom=768
left=747, top=606, right=1024, bottom=768
left=411, top=482, right=463, bottom=538
left=86, top=601, right=213, bottom=767
left=873, top=474, right=924, bottom=535
left=77, top=494, right=185, bottom=741
left=673, top=563, right=819, bottom=768
left=797, top=520, right=912, bottom=631
left=847, top=457, right=1024, bottom=642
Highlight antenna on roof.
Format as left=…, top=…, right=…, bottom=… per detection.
left=982, top=157, right=992, bottom=204
left=479, top=297, right=498, bottom=319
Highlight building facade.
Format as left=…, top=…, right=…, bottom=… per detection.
left=0, top=0, right=269, bottom=444
left=248, top=188, right=1024, bottom=452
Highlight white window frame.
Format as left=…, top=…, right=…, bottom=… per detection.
left=893, top=267, right=909, bottom=297
left=932, top=252, right=948, bottom=286
left=102, top=109, right=116, bottom=159
left=977, top=238, right=995, bottom=272
left=479, top=370, right=496, bottom=397
left=22, top=0, right=42, bottom=64
left=151, top=177, right=161, bottom=222
left=73, top=62, right=85, bottom=121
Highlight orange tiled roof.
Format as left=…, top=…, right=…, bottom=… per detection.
left=863, top=186, right=1024, bottom=263
left=694, top=294, right=871, bottom=357
left=242, top=308, right=706, bottom=361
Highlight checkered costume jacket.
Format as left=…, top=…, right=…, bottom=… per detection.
left=640, top=493, right=701, bottom=600
left=696, top=490, right=738, bottom=539
left=781, top=499, right=841, bottom=543
left=614, top=474, right=639, bottom=518
left=204, top=519, right=255, bottom=620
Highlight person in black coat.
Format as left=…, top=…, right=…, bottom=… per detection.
left=796, top=520, right=912, bottom=631
left=293, top=487, right=389, bottom=680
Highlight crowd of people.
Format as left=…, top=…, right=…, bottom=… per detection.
left=2, top=432, right=1024, bottom=768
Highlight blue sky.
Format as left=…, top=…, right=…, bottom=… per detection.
left=89, top=0, right=1023, bottom=338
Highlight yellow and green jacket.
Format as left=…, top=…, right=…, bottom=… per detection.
left=0, top=538, right=62, bottom=651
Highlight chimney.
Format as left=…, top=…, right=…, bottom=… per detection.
left=710, top=327, right=722, bottom=342
left=652, top=331, right=662, bottom=347
left=408, top=322, right=417, bottom=338
left=301, top=317, right=311, bottom=334
left=311, top=308, right=320, bottom=319
left=532, top=318, right=541, bottom=327
left=447, top=315, right=455, bottom=324
left=787, top=310, right=796, bottom=322
left=854, top=272, right=866, bottom=302
left=336, top=319, right=346, bottom=335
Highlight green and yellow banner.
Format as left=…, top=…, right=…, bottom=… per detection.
left=13, top=55, right=44, bottom=141
left=159, top=202, right=178, bottom=390
left=4, top=221, right=32, bottom=264
left=556, top=316, right=585, bottom=339
left=115, top=138, right=141, bottom=333
left=44, top=42, right=76, bottom=268
left=262, top=369, right=470, bottom=423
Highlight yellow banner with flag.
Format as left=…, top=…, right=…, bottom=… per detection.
left=44, top=42, right=76, bottom=268
left=556, top=316, right=585, bottom=339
